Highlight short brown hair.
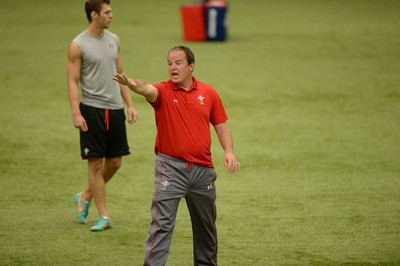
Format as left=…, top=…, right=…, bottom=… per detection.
left=85, top=0, right=110, bottom=22
left=168, top=46, right=195, bottom=65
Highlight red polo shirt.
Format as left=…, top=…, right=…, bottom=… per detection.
left=150, top=77, right=228, bottom=167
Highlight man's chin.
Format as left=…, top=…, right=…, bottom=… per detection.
left=171, top=77, right=180, bottom=83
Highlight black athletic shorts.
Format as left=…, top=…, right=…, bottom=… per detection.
left=79, top=103, right=130, bottom=159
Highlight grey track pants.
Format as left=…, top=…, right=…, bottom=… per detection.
left=143, top=153, right=218, bottom=266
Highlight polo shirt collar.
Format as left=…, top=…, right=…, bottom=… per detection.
left=170, top=77, right=198, bottom=91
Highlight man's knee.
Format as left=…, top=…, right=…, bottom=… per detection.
left=106, top=157, right=122, bottom=170
left=88, top=157, right=103, bottom=172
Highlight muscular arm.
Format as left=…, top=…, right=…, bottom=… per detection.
left=116, top=47, right=138, bottom=124
left=67, top=42, right=88, bottom=132
left=112, top=73, right=158, bottom=103
left=213, top=122, right=240, bottom=174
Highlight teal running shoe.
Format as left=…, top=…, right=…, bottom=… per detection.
left=90, top=215, right=112, bottom=232
left=73, top=192, right=91, bottom=224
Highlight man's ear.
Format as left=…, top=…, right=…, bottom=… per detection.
left=91, top=11, right=98, bottom=21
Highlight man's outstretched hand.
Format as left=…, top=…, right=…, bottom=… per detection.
left=113, top=73, right=137, bottom=87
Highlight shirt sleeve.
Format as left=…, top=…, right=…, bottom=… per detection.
left=210, top=88, right=228, bottom=125
left=149, top=82, right=164, bottom=110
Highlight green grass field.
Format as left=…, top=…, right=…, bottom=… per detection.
left=1, top=0, right=399, bottom=265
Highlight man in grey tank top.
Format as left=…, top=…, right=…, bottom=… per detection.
left=67, top=0, right=137, bottom=231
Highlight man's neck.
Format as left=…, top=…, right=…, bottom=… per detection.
left=87, top=24, right=104, bottom=37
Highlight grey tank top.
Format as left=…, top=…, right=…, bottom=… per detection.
left=73, top=30, right=123, bottom=109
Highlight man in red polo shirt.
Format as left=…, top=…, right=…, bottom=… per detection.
left=113, top=46, right=240, bottom=266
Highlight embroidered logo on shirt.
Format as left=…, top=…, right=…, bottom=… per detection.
left=197, top=95, right=205, bottom=105
left=207, top=183, right=214, bottom=190
left=173, top=99, right=178, bottom=103
left=161, top=181, right=170, bottom=191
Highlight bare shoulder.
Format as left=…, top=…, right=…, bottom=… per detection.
left=68, top=42, right=81, bottom=58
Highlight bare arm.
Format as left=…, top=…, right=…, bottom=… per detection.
left=67, top=42, right=88, bottom=132
left=213, top=122, right=240, bottom=174
left=116, top=47, right=138, bottom=124
left=112, top=73, right=158, bottom=103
